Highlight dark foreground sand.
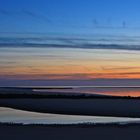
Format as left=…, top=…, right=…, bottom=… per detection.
left=1, top=98, right=140, bottom=117
left=1, top=124, right=140, bottom=140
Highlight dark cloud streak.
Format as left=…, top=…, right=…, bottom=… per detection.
left=0, top=9, right=14, bottom=16
left=22, top=9, right=52, bottom=24
left=0, top=35, right=140, bottom=51
left=0, top=9, right=52, bottom=24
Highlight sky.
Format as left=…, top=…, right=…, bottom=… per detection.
left=1, top=0, right=140, bottom=35
left=0, top=0, right=140, bottom=86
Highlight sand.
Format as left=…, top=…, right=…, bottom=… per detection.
left=1, top=123, right=140, bottom=140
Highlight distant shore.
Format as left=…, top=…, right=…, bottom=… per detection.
left=1, top=86, right=140, bottom=98
left=1, top=123, right=140, bottom=140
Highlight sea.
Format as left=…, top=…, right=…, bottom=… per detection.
left=0, top=86, right=140, bottom=124
left=32, top=86, right=140, bottom=97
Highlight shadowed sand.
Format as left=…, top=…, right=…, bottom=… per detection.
left=1, top=123, right=140, bottom=140
left=1, top=98, right=140, bottom=117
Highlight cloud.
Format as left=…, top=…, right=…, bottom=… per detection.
left=1, top=71, right=140, bottom=80
left=1, top=42, right=140, bottom=51
left=0, top=9, right=52, bottom=24
left=0, top=9, right=11, bottom=16
left=89, top=72, right=140, bottom=79
left=22, top=9, right=52, bottom=24
left=0, top=73, right=91, bottom=80
left=101, top=66, right=140, bottom=71
left=0, top=35, right=140, bottom=51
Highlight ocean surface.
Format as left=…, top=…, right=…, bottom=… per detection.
left=33, top=86, right=140, bottom=97
left=0, top=107, right=140, bottom=124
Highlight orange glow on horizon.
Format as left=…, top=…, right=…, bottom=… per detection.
left=0, top=48, right=140, bottom=80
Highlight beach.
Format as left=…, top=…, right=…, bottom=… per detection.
left=1, top=123, right=140, bottom=140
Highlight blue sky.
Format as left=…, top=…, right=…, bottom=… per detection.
left=1, top=0, right=140, bottom=36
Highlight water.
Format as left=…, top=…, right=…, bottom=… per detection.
left=0, top=107, right=140, bottom=124
left=33, top=86, right=140, bottom=97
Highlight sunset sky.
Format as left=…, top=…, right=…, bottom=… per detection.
left=0, top=0, right=140, bottom=85
left=0, top=45, right=140, bottom=80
